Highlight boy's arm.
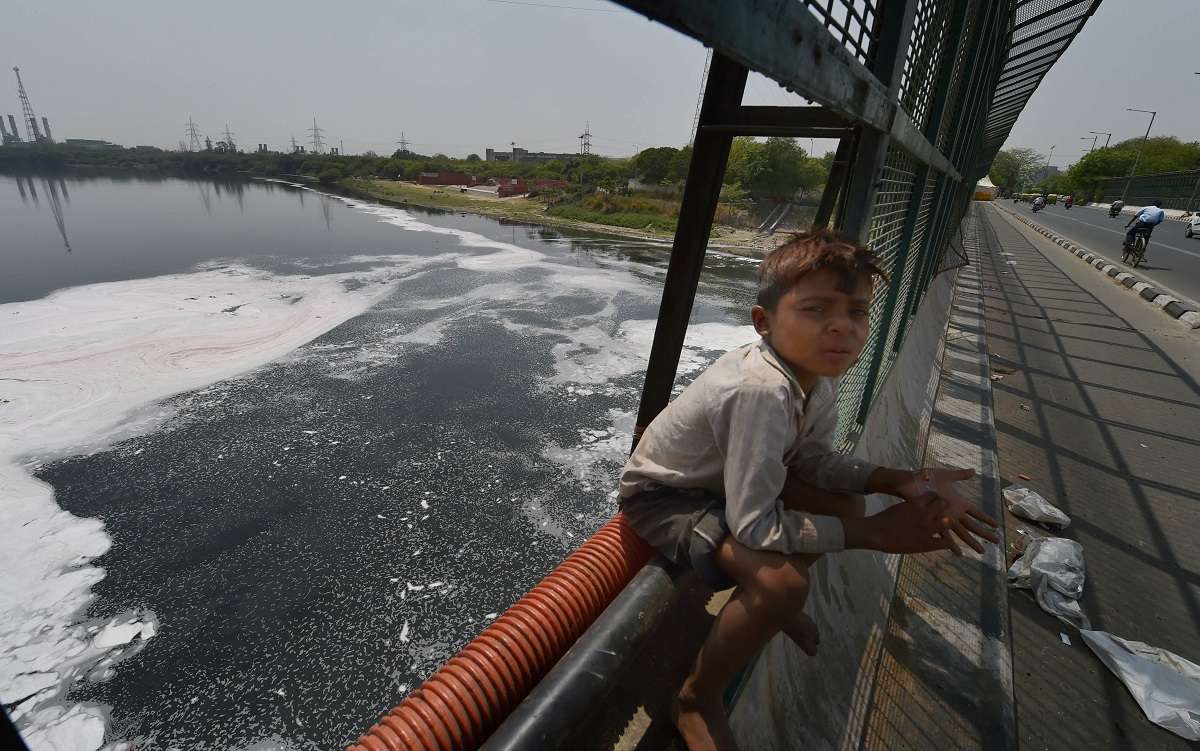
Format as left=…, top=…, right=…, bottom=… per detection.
left=787, top=391, right=878, bottom=493
left=712, top=384, right=847, bottom=555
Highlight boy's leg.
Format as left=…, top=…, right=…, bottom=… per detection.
left=674, top=536, right=815, bottom=751
left=775, top=474, right=865, bottom=654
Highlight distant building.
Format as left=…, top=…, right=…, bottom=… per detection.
left=485, top=146, right=577, bottom=164
left=64, top=138, right=121, bottom=149
left=416, top=171, right=479, bottom=186
left=1030, top=165, right=1060, bottom=184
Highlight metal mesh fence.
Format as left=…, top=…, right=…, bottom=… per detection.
left=836, top=143, right=917, bottom=447
left=801, top=0, right=883, bottom=66
left=1097, top=170, right=1200, bottom=210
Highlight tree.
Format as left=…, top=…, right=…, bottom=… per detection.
left=631, top=146, right=679, bottom=184
left=466, top=153, right=481, bottom=162
left=988, top=146, right=1045, bottom=194
left=724, top=137, right=822, bottom=200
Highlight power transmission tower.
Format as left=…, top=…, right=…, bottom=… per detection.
left=13, top=67, right=47, bottom=143
left=688, top=49, right=713, bottom=146
left=221, top=123, right=237, bottom=152
left=579, top=121, right=592, bottom=156
left=308, top=117, right=326, bottom=154
left=396, top=132, right=409, bottom=153
left=186, top=117, right=203, bottom=151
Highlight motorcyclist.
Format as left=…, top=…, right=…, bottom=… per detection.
left=1064, top=194, right=1073, bottom=209
left=1110, top=199, right=1125, bottom=218
left=1032, top=195, right=1046, bottom=211
left=1124, top=200, right=1165, bottom=252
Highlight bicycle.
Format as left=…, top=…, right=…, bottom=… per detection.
left=1122, top=230, right=1150, bottom=267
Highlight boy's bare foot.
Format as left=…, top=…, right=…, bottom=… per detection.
left=786, top=611, right=820, bottom=656
left=672, top=686, right=739, bottom=751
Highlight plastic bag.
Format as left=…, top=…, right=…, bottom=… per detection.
left=1081, top=630, right=1200, bottom=741
left=1008, top=537, right=1087, bottom=626
left=1004, top=485, right=1071, bottom=528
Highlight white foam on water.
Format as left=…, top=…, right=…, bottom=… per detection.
left=0, top=261, right=412, bottom=749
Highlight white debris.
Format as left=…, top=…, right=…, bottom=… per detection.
left=1081, top=630, right=1200, bottom=741
left=1008, top=537, right=1089, bottom=629
left=1004, top=485, right=1070, bottom=528
left=399, top=621, right=411, bottom=644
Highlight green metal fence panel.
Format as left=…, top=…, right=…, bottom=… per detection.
left=1097, top=170, right=1200, bottom=210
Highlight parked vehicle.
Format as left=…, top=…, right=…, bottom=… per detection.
left=1186, top=213, right=1200, bottom=238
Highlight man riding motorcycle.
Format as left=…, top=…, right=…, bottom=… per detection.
left=1124, top=200, right=1165, bottom=254
left=1032, top=195, right=1046, bottom=212
left=1064, top=195, right=1073, bottom=209
left=1109, top=199, right=1124, bottom=218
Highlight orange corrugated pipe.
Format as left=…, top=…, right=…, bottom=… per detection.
left=348, top=512, right=653, bottom=751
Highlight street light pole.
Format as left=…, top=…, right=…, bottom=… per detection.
left=1122, top=108, right=1156, bottom=201
left=1081, top=135, right=1098, bottom=154
left=1040, top=145, right=1055, bottom=191
left=1089, top=130, right=1112, bottom=149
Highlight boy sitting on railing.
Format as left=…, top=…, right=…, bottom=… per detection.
left=619, top=230, right=998, bottom=751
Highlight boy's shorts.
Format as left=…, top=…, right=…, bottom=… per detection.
left=619, top=486, right=737, bottom=591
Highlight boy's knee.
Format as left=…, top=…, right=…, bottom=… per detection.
left=751, top=560, right=811, bottom=613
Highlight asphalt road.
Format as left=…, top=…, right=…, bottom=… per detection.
left=1005, top=200, right=1200, bottom=306
left=981, top=207, right=1200, bottom=751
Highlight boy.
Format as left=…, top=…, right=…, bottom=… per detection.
left=619, top=230, right=999, bottom=751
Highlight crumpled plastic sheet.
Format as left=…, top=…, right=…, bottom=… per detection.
left=1004, top=485, right=1071, bottom=527
left=1008, top=537, right=1089, bottom=628
left=1081, top=630, right=1200, bottom=741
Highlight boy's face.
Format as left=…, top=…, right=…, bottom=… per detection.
left=751, top=268, right=872, bottom=387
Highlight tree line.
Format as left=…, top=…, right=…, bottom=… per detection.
left=989, top=136, right=1200, bottom=200
left=0, top=136, right=830, bottom=203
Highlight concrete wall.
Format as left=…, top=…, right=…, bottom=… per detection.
left=728, top=268, right=960, bottom=751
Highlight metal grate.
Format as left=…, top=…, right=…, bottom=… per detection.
left=801, top=0, right=882, bottom=67
left=835, top=144, right=917, bottom=448
left=899, top=0, right=953, bottom=132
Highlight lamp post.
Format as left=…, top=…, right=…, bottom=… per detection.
left=1081, top=135, right=1098, bottom=154
left=1089, top=130, right=1112, bottom=149
left=1121, top=108, right=1156, bottom=201
left=1039, top=145, right=1055, bottom=191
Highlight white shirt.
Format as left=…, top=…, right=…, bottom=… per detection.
left=620, top=340, right=878, bottom=554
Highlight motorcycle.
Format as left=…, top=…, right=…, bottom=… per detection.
left=1065, top=199, right=1073, bottom=209
left=1032, top=202, right=1043, bottom=213
left=1109, top=206, right=1122, bottom=218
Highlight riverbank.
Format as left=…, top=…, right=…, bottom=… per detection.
left=339, top=178, right=785, bottom=254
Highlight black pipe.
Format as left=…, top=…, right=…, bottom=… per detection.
left=479, top=558, right=682, bottom=750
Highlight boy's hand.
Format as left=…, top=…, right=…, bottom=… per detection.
left=892, top=467, right=1000, bottom=554
left=843, top=498, right=957, bottom=554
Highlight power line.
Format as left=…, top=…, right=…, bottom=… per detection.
left=484, top=0, right=624, bottom=12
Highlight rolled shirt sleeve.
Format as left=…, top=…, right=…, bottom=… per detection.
left=709, top=382, right=847, bottom=555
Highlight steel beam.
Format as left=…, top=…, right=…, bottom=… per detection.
left=631, top=53, right=748, bottom=442
left=613, top=0, right=956, bottom=180
left=813, top=134, right=854, bottom=229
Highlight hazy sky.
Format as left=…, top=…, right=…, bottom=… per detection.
left=3, top=0, right=1195, bottom=165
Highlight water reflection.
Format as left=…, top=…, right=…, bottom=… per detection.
left=11, top=175, right=71, bottom=250
left=44, top=177, right=71, bottom=251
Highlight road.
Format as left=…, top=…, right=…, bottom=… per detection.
left=1003, top=200, right=1200, bottom=306
left=981, top=206, right=1200, bottom=750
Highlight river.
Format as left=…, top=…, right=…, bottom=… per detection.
left=0, top=173, right=759, bottom=750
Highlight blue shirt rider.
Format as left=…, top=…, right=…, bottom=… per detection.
left=1125, top=200, right=1165, bottom=251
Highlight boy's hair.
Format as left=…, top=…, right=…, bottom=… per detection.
left=755, top=230, right=888, bottom=310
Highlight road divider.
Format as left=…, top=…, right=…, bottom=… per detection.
left=995, top=205, right=1200, bottom=330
